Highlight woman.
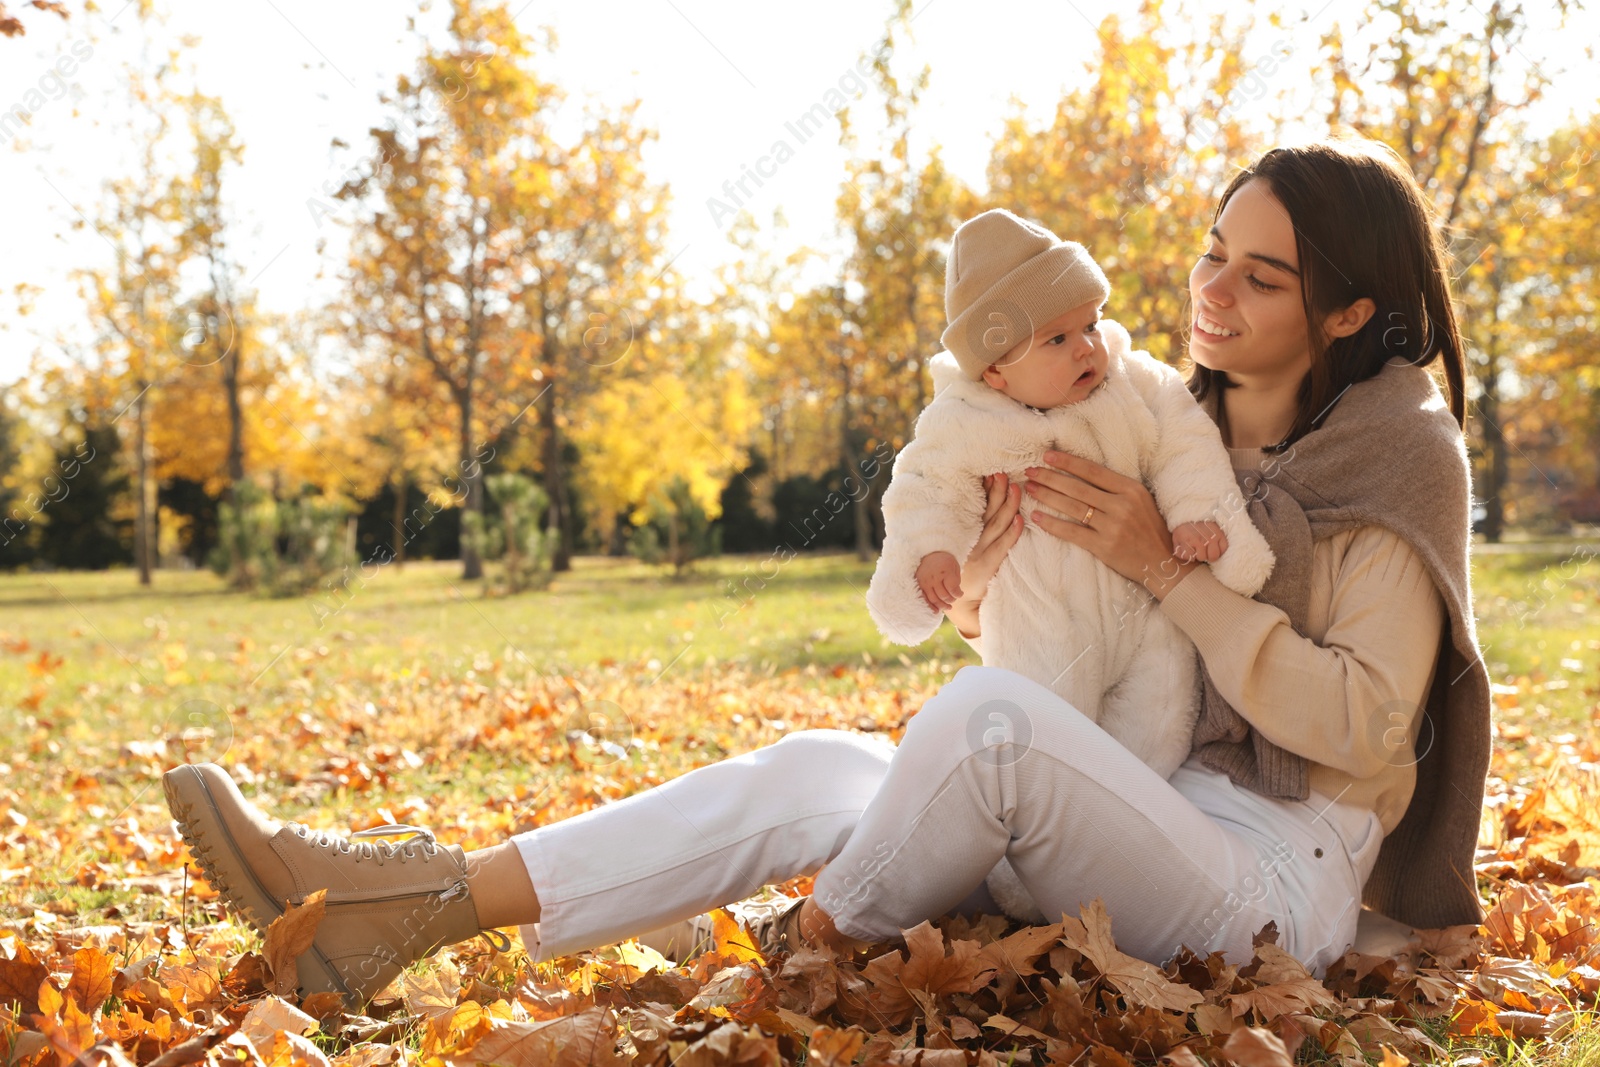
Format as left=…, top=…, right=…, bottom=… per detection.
left=162, top=139, right=1491, bottom=1008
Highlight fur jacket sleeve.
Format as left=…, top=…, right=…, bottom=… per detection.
left=865, top=320, right=1275, bottom=648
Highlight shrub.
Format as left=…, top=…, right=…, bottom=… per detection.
left=211, top=481, right=353, bottom=596
left=462, top=472, right=554, bottom=595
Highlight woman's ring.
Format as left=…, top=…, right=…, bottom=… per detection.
left=1082, top=505, right=1096, bottom=527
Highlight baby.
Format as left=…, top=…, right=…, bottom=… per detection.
left=864, top=209, right=1278, bottom=923
left=866, top=208, right=1276, bottom=778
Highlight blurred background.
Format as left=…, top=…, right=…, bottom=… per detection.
left=0, top=0, right=1595, bottom=592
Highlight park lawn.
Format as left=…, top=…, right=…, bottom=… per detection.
left=3, top=543, right=1600, bottom=1065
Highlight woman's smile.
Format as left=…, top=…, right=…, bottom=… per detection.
left=1193, top=311, right=1240, bottom=340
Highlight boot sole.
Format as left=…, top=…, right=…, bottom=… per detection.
left=163, top=765, right=351, bottom=1002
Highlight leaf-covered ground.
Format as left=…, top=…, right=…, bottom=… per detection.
left=3, top=549, right=1600, bottom=1066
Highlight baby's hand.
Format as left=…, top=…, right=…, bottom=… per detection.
left=915, top=551, right=964, bottom=612
left=1172, top=521, right=1228, bottom=563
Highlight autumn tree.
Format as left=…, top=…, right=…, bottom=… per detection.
left=1317, top=0, right=1583, bottom=537
left=987, top=1, right=1266, bottom=364
left=72, top=66, right=189, bottom=585
left=170, top=89, right=249, bottom=505
left=511, top=96, right=673, bottom=572
left=828, top=0, right=970, bottom=558
left=568, top=289, right=757, bottom=567
left=335, top=0, right=677, bottom=577
left=333, top=4, right=553, bottom=580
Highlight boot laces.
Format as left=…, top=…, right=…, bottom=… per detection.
left=290, top=822, right=442, bottom=864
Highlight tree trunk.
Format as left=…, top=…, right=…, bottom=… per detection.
left=1480, top=361, right=1507, bottom=543
left=135, top=383, right=153, bottom=586
left=222, top=317, right=245, bottom=503
left=1480, top=268, right=1508, bottom=544
left=460, top=392, right=484, bottom=580
left=668, top=507, right=681, bottom=574
left=540, top=379, right=573, bottom=572
left=391, top=471, right=407, bottom=569
left=852, top=450, right=873, bottom=561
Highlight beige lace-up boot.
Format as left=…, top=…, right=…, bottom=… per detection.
left=164, top=763, right=491, bottom=1008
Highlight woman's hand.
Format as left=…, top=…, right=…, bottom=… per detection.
left=1023, top=451, right=1200, bottom=601
left=946, top=472, right=1025, bottom=636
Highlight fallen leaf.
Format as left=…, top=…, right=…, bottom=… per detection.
left=1228, top=943, right=1338, bottom=1021
left=66, top=945, right=116, bottom=1013
left=806, top=1025, right=868, bottom=1067
left=976, top=922, right=1064, bottom=979
left=1220, top=1025, right=1294, bottom=1067
left=710, top=907, right=766, bottom=965
left=240, top=995, right=319, bottom=1051
left=0, top=943, right=49, bottom=1015
left=453, top=1009, right=624, bottom=1067
left=1060, top=900, right=1203, bottom=1013
left=263, top=888, right=327, bottom=996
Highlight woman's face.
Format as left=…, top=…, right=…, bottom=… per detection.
left=1188, top=179, right=1312, bottom=384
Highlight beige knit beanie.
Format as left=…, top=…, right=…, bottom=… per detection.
left=941, top=209, right=1110, bottom=379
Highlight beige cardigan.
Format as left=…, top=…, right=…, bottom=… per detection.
left=1159, top=445, right=1447, bottom=834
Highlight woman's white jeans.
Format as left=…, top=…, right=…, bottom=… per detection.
left=513, top=665, right=1384, bottom=979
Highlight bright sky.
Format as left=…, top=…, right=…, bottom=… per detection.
left=1, top=0, right=1594, bottom=387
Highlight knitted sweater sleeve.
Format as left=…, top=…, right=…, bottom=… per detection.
left=1156, top=524, right=1446, bottom=778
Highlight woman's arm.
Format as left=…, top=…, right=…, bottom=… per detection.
left=1018, top=450, right=1446, bottom=776
left=943, top=472, right=1025, bottom=648
left=1017, top=449, right=1202, bottom=601
left=1157, top=525, right=1446, bottom=778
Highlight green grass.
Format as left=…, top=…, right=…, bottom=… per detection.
left=0, top=552, right=979, bottom=710
left=1470, top=543, right=1600, bottom=746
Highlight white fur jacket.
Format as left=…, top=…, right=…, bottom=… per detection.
left=863, top=320, right=1277, bottom=923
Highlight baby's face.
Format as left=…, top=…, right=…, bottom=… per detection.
left=980, top=300, right=1109, bottom=410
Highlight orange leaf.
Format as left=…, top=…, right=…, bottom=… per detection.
left=37, top=976, right=64, bottom=1019
left=804, top=1026, right=867, bottom=1067
left=38, top=998, right=98, bottom=1064
left=263, top=888, right=328, bottom=996
left=67, top=946, right=116, bottom=1013
left=453, top=1009, right=625, bottom=1067
left=709, top=907, right=766, bottom=965
left=0, top=944, right=49, bottom=1015
left=1377, top=1046, right=1410, bottom=1067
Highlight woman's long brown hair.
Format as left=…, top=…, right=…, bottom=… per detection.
left=1186, top=139, right=1468, bottom=451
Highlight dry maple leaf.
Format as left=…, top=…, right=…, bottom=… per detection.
left=976, top=922, right=1064, bottom=980
left=403, top=969, right=462, bottom=1020
left=856, top=921, right=997, bottom=1026
left=240, top=996, right=320, bottom=1049
left=66, top=945, right=115, bottom=1013
left=452, top=1008, right=625, bottom=1067
left=806, top=1025, right=868, bottom=1067
left=710, top=907, right=766, bottom=966
left=263, top=888, right=327, bottom=996
left=0, top=942, right=50, bottom=1015
left=687, top=962, right=777, bottom=1024
left=1410, top=924, right=1486, bottom=969
left=1059, top=900, right=1203, bottom=1014
left=1227, top=943, right=1338, bottom=1021
left=672, top=1020, right=783, bottom=1067
left=37, top=996, right=98, bottom=1065
left=898, top=921, right=998, bottom=995
left=775, top=946, right=846, bottom=1016
left=1219, top=1025, right=1294, bottom=1067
